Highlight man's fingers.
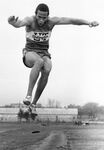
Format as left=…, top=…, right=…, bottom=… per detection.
left=8, top=16, right=19, bottom=23
left=89, top=21, right=99, bottom=27
left=8, top=16, right=15, bottom=22
left=15, top=17, right=19, bottom=21
left=93, top=21, right=99, bottom=26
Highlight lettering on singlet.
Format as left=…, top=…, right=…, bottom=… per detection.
left=26, top=31, right=51, bottom=42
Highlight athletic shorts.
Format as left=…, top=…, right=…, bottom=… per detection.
left=22, top=48, right=51, bottom=68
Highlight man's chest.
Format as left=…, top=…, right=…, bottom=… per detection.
left=26, top=30, right=51, bottom=42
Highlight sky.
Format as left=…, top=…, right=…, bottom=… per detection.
left=0, top=0, right=104, bottom=107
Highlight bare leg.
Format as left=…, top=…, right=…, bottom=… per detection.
left=26, top=62, right=42, bottom=96
left=32, top=56, right=52, bottom=105
left=24, top=52, right=44, bottom=97
left=32, top=71, right=49, bottom=105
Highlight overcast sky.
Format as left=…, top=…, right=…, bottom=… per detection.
left=0, top=0, right=104, bottom=107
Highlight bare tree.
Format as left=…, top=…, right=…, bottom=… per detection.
left=47, top=98, right=55, bottom=108
left=55, top=100, right=61, bottom=108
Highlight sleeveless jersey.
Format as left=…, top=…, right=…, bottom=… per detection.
left=25, top=16, right=54, bottom=51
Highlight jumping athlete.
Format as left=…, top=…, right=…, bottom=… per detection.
left=8, top=3, right=99, bottom=113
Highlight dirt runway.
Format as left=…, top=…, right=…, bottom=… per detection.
left=0, top=122, right=104, bottom=150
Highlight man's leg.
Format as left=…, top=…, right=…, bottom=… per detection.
left=32, top=56, right=52, bottom=105
left=23, top=52, right=44, bottom=105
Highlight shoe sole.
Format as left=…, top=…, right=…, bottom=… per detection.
left=31, top=112, right=38, bottom=116
left=23, top=100, right=31, bottom=106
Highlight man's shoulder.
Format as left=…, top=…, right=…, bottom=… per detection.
left=24, top=16, right=35, bottom=24
left=48, top=17, right=61, bottom=25
left=49, top=17, right=59, bottom=22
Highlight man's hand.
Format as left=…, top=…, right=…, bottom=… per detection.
left=8, top=16, right=18, bottom=24
left=89, top=21, right=99, bottom=27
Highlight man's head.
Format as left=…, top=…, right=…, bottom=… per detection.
left=35, top=3, right=49, bottom=26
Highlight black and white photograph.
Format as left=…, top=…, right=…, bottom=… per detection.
left=0, top=0, right=104, bottom=149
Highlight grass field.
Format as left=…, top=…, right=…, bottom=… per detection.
left=0, top=122, right=104, bottom=150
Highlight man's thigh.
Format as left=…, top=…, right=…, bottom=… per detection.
left=24, top=51, right=42, bottom=68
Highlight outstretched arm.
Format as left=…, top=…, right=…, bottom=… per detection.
left=51, top=17, right=99, bottom=27
left=8, top=16, right=33, bottom=28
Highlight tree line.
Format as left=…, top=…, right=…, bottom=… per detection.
left=67, top=102, right=104, bottom=119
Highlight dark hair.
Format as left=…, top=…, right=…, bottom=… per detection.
left=35, top=3, right=49, bottom=16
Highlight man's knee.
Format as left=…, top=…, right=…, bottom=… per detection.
left=43, top=57, right=52, bottom=73
left=35, top=58, right=44, bottom=68
left=43, top=64, right=52, bottom=75
left=41, top=66, right=52, bottom=78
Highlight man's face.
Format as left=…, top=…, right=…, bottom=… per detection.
left=36, top=10, right=48, bottom=26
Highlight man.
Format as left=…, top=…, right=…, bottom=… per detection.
left=8, top=3, right=99, bottom=113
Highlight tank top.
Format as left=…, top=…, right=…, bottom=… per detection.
left=25, top=16, right=54, bottom=50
